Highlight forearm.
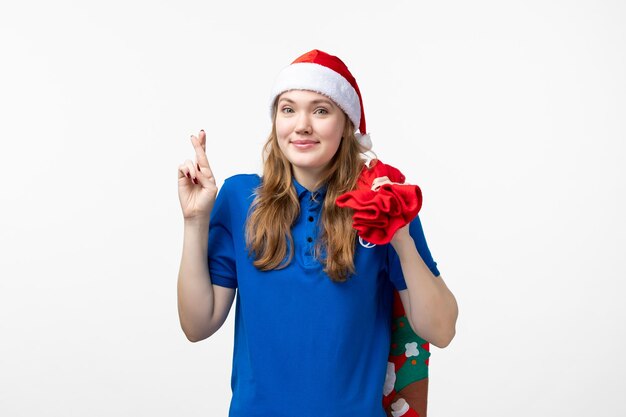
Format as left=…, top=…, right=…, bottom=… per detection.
left=177, top=219, right=215, bottom=342
left=393, top=236, right=458, bottom=348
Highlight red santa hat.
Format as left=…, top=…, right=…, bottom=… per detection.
left=269, top=49, right=372, bottom=151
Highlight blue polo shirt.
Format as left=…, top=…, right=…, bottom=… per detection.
left=207, top=173, right=440, bottom=417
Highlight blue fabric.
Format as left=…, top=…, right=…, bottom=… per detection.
left=207, top=173, right=440, bottom=417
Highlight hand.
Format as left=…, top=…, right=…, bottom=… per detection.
left=370, top=176, right=402, bottom=191
left=177, top=130, right=218, bottom=223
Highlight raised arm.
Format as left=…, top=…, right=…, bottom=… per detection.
left=176, top=130, right=236, bottom=342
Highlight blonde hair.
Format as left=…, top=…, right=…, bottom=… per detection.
left=244, top=101, right=369, bottom=282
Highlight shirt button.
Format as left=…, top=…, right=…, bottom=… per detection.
left=307, top=237, right=313, bottom=243
left=308, top=216, right=314, bottom=222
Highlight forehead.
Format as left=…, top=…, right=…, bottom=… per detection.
left=277, top=89, right=338, bottom=106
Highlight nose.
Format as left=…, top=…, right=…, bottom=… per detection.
left=295, top=112, right=312, bottom=135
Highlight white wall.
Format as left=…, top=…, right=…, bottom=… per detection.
left=1, top=1, right=624, bottom=415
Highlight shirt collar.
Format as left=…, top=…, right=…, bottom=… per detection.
left=292, top=177, right=328, bottom=201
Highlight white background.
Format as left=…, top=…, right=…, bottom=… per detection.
left=1, top=1, right=624, bottom=416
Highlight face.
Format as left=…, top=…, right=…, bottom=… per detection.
left=275, top=89, right=346, bottom=187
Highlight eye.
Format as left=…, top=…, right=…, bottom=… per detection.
left=314, top=108, right=329, bottom=115
left=281, top=106, right=294, bottom=113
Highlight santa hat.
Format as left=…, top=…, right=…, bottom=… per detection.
left=269, top=49, right=372, bottom=151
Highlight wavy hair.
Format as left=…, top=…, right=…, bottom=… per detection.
left=244, top=100, right=370, bottom=282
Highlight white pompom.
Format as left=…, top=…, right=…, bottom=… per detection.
left=355, top=132, right=372, bottom=151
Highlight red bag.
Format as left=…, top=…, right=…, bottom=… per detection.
left=335, top=159, right=422, bottom=245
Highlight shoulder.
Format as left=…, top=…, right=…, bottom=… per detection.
left=221, top=173, right=261, bottom=192
left=223, top=173, right=261, bottom=185
left=218, top=173, right=261, bottom=203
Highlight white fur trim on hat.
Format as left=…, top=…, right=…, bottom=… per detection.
left=355, top=132, right=372, bottom=151
left=269, top=62, right=362, bottom=132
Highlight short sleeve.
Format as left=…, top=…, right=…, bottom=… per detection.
left=207, top=179, right=238, bottom=289
left=387, top=215, right=441, bottom=291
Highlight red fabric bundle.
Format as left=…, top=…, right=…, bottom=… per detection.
left=335, top=160, right=423, bottom=245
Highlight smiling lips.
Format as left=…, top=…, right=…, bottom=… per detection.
left=291, top=139, right=319, bottom=149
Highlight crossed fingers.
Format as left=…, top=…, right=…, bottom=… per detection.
left=178, top=130, right=216, bottom=186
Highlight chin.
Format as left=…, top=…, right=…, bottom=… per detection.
left=290, top=160, right=325, bottom=171
left=283, top=150, right=315, bottom=164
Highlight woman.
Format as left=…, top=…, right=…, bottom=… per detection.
left=177, top=49, right=458, bottom=417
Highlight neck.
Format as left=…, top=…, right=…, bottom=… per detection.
left=292, top=166, right=324, bottom=192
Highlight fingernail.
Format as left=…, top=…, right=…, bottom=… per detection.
left=200, top=129, right=204, bottom=133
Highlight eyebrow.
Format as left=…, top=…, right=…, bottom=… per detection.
left=278, top=97, right=336, bottom=107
